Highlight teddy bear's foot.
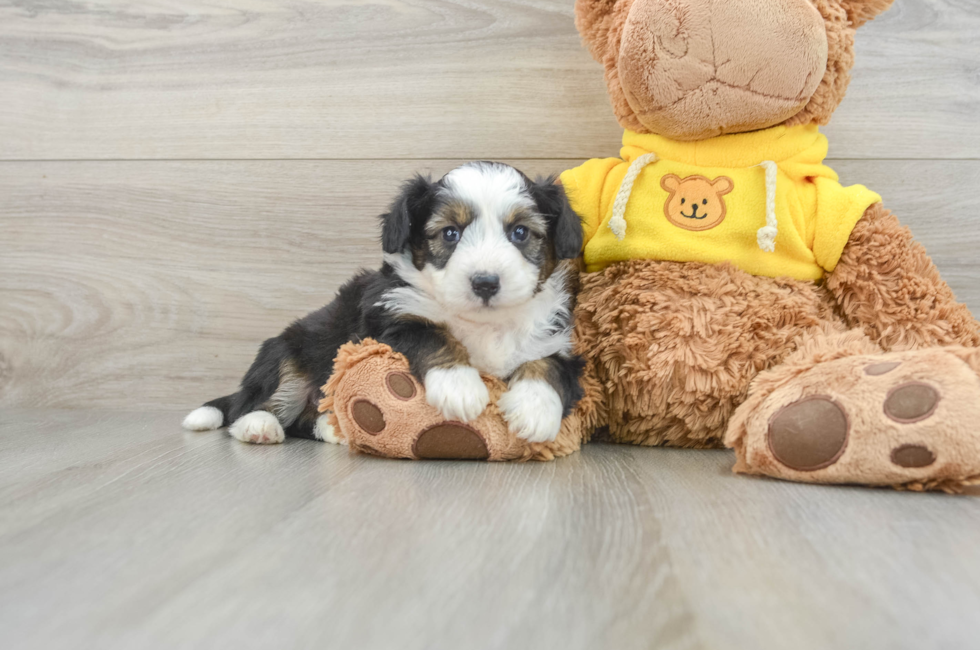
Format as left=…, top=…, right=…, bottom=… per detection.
left=726, top=346, right=980, bottom=492
left=318, top=339, right=585, bottom=462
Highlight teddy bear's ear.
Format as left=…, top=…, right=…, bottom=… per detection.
left=661, top=174, right=681, bottom=192
left=838, top=0, right=895, bottom=28
left=574, top=0, right=626, bottom=61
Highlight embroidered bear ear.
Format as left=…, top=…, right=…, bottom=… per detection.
left=661, top=174, right=681, bottom=192
left=839, top=0, right=895, bottom=28
left=712, top=177, right=735, bottom=196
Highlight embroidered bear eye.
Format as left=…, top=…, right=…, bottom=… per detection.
left=442, top=227, right=460, bottom=244
left=702, top=199, right=708, bottom=205
left=680, top=198, right=686, bottom=205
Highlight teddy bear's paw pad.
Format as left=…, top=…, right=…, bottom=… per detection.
left=891, top=444, right=936, bottom=469
left=386, top=372, right=417, bottom=400
left=767, top=396, right=848, bottom=472
left=351, top=399, right=386, bottom=434
left=734, top=348, right=980, bottom=490
left=883, top=382, right=940, bottom=423
left=864, top=361, right=902, bottom=376
left=413, top=423, right=490, bottom=460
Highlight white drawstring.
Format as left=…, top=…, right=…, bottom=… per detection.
left=609, top=154, right=779, bottom=252
left=756, top=160, right=779, bottom=252
left=608, top=153, right=658, bottom=241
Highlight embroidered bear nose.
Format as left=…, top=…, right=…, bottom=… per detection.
left=471, top=274, right=500, bottom=301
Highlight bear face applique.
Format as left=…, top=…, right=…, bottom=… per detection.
left=661, top=174, right=735, bottom=232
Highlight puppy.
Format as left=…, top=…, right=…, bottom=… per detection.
left=183, top=162, right=585, bottom=445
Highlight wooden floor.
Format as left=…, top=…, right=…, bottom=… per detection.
left=2, top=410, right=979, bottom=650
left=3, top=0, right=980, bottom=647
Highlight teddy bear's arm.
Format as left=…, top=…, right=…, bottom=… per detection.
left=826, top=203, right=980, bottom=351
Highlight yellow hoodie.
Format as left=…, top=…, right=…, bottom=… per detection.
left=559, top=124, right=881, bottom=280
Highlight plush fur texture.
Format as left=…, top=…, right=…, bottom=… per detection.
left=573, top=0, right=892, bottom=138
left=572, top=258, right=844, bottom=448
left=827, top=204, right=980, bottom=351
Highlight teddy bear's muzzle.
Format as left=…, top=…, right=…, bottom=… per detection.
left=616, top=0, right=829, bottom=140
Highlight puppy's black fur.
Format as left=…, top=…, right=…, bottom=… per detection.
left=197, top=166, right=584, bottom=440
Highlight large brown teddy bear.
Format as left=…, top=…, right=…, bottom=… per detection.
left=322, top=0, right=980, bottom=492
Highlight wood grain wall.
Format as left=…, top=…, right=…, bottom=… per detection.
left=2, top=0, right=979, bottom=410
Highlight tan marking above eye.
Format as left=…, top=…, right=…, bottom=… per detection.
left=505, top=209, right=547, bottom=231
left=427, top=202, right=474, bottom=236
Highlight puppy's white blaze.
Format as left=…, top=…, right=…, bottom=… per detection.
left=314, top=414, right=344, bottom=444
left=499, top=379, right=563, bottom=443
left=228, top=411, right=285, bottom=445
left=182, top=406, right=223, bottom=431
left=383, top=252, right=573, bottom=378
left=440, top=163, right=535, bottom=222
left=424, top=366, right=490, bottom=423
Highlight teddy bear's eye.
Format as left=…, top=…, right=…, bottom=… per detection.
left=680, top=198, right=685, bottom=205
left=703, top=199, right=708, bottom=205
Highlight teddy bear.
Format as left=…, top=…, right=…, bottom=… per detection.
left=321, top=0, right=980, bottom=492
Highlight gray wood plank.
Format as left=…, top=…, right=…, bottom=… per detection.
left=2, top=158, right=978, bottom=411
left=1, top=0, right=978, bottom=161
left=1, top=409, right=978, bottom=650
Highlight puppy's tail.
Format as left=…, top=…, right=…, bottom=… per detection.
left=182, top=394, right=235, bottom=431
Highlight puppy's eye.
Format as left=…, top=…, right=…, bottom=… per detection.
left=509, top=225, right=529, bottom=243
left=442, top=227, right=460, bottom=244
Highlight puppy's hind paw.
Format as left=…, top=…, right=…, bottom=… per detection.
left=182, top=406, right=224, bottom=431
left=424, top=366, right=490, bottom=422
left=499, top=379, right=563, bottom=443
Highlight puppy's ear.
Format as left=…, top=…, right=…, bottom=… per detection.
left=380, top=175, right=434, bottom=254
left=532, top=177, right=584, bottom=260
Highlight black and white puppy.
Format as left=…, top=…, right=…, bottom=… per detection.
left=182, top=162, right=584, bottom=445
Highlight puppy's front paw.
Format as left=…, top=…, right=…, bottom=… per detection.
left=228, top=411, right=285, bottom=444
left=498, top=379, right=563, bottom=443
left=424, top=366, right=489, bottom=422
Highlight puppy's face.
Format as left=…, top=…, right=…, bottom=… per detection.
left=381, top=163, right=582, bottom=315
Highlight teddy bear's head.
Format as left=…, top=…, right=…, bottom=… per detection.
left=575, top=0, right=894, bottom=140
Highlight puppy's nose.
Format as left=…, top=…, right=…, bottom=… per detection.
left=471, top=274, right=500, bottom=301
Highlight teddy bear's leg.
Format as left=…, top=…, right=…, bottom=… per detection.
left=319, top=339, right=585, bottom=462
left=726, top=328, right=980, bottom=492
left=574, top=260, right=846, bottom=448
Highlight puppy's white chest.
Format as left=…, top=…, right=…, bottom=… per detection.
left=447, top=314, right=570, bottom=379
left=451, top=322, right=524, bottom=378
